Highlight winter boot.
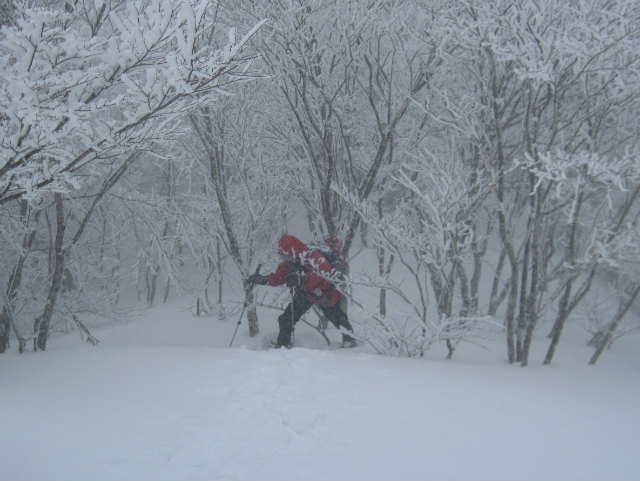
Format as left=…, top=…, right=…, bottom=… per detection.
left=340, top=334, right=358, bottom=348
left=273, top=330, right=293, bottom=349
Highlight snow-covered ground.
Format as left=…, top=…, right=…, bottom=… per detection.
left=2, top=297, right=640, bottom=481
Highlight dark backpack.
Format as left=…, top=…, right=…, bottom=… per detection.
left=304, top=239, right=349, bottom=289
left=318, top=249, right=348, bottom=283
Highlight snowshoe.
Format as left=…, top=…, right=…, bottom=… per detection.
left=340, top=338, right=358, bottom=349
left=261, top=333, right=293, bottom=350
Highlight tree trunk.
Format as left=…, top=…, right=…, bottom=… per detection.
left=520, top=188, right=543, bottom=367
left=35, top=193, right=66, bottom=351
left=343, top=98, right=413, bottom=257
left=468, top=223, right=486, bottom=317
left=1, top=200, right=37, bottom=353
left=544, top=191, right=584, bottom=365
left=0, top=309, right=9, bottom=352
left=488, top=248, right=507, bottom=317
left=216, top=237, right=224, bottom=305
left=456, top=262, right=472, bottom=318
left=377, top=242, right=394, bottom=317
left=516, top=234, right=530, bottom=362
left=244, top=283, right=259, bottom=337
left=589, top=285, right=640, bottom=365
left=191, top=114, right=257, bottom=335
left=379, top=281, right=387, bottom=318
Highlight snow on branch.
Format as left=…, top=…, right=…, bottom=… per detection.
left=466, top=0, right=637, bottom=86
left=0, top=0, right=267, bottom=205
left=514, top=148, right=640, bottom=204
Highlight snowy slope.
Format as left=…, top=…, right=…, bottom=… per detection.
left=2, top=302, right=640, bottom=481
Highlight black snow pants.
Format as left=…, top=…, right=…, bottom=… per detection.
left=276, top=288, right=354, bottom=348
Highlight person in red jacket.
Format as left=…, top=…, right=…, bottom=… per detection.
left=246, top=234, right=357, bottom=348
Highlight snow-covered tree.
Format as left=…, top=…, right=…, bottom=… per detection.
left=0, top=0, right=266, bottom=351
left=483, top=0, right=640, bottom=365
left=230, top=0, right=430, bottom=254
left=185, top=82, right=292, bottom=335
left=425, top=0, right=640, bottom=364
left=587, top=203, right=640, bottom=365
left=0, top=0, right=265, bottom=206
left=335, top=0, right=640, bottom=363
left=3, top=0, right=639, bottom=363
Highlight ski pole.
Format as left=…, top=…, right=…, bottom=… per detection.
left=229, top=263, right=262, bottom=348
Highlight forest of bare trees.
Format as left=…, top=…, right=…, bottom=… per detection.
left=1, top=0, right=639, bottom=365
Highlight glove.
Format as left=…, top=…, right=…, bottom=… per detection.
left=245, top=273, right=268, bottom=286
left=285, top=272, right=304, bottom=288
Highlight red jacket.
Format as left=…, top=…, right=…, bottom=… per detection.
left=266, top=234, right=342, bottom=307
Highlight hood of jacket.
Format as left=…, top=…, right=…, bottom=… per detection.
left=278, top=234, right=308, bottom=261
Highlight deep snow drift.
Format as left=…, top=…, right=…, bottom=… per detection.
left=2, top=299, right=640, bottom=481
